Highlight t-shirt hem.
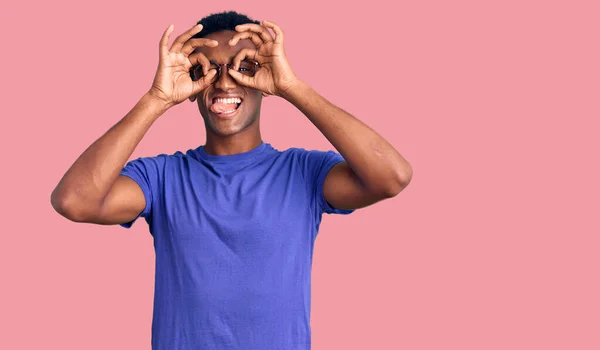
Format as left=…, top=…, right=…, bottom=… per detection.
left=118, top=172, right=151, bottom=228
left=317, top=157, right=355, bottom=215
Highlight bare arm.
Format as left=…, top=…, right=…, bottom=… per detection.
left=282, top=80, right=413, bottom=210
left=226, top=21, right=412, bottom=211
left=50, top=94, right=166, bottom=223
left=51, top=23, right=218, bottom=224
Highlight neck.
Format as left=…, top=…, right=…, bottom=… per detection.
left=203, top=128, right=263, bottom=156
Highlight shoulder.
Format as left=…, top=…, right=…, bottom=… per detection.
left=122, top=148, right=196, bottom=174
left=276, top=146, right=345, bottom=178
left=278, top=146, right=340, bottom=160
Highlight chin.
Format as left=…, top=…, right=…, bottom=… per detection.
left=209, top=124, right=247, bottom=137
left=203, top=113, right=258, bottom=137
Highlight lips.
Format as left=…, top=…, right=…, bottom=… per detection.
left=209, top=96, right=243, bottom=116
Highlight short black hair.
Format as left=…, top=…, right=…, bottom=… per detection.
left=193, top=11, right=260, bottom=38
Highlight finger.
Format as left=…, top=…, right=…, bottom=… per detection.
left=170, top=24, right=204, bottom=53
left=159, top=24, right=175, bottom=57
left=228, top=31, right=263, bottom=48
left=188, top=52, right=212, bottom=76
left=227, top=68, right=255, bottom=88
left=235, top=23, right=274, bottom=43
left=261, top=21, right=284, bottom=44
left=191, top=69, right=218, bottom=94
left=181, top=38, right=218, bottom=56
left=232, top=48, right=261, bottom=69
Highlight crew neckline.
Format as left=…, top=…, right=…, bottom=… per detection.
left=196, top=142, right=271, bottom=163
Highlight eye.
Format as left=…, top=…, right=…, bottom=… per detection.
left=237, top=61, right=257, bottom=73
left=193, top=64, right=220, bottom=79
left=191, top=66, right=203, bottom=80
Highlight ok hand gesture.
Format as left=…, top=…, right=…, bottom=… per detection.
left=148, top=24, right=218, bottom=108
left=227, top=21, right=299, bottom=97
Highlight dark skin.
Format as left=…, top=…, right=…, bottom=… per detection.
left=50, top=22, right=412, bottom=224
left=193, top=22, right=413, bottom=210
left=191, top=30, right=264, bottom=156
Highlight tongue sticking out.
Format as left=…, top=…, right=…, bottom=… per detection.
left=210, top=102, right=239, bottom=114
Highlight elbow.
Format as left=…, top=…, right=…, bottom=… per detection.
left=380, top=179, right=409, bottom=198
left=379, top=167, right=413, bottom=198
left=50, top=190, right=89, bottom=222
left=399, top=166, right=413, bottom=190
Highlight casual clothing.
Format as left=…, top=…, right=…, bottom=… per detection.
left=120, top=142, right=353, bottom=349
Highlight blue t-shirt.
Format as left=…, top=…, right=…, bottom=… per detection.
left=120, top=142, right=353, bottom=350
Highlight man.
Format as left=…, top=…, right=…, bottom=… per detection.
left=51, top=11, right=412, bottom=350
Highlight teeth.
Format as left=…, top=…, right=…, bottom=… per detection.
left=215, top=97, right=241, bottom=104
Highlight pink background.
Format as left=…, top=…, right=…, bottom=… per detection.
left=1, top=0, right=599, bottom=349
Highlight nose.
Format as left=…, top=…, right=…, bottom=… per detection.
left=214, top=64, right=237, bottom=91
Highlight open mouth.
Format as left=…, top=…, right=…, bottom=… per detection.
left=210, top=97, right=243, bottom=116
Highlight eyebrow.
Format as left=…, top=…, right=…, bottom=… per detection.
left=209, top=60, right=231, bottom=65
left=208, top=59, right=256, bottom=65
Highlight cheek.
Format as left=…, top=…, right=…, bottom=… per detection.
left=197, top=101, right=208, bottom=113
left=245, top=91, right=263, bottom=106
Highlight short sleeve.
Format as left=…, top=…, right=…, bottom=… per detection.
left=119, top=155, right=165, bottom=228
left=298, top=149, right=355, bottom=215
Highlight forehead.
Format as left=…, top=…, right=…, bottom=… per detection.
left=194, top=30, right=256, bottom=62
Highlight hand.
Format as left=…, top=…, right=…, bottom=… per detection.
left=227, top=21, right=300, bottom=98
left=148, top=24, right=218, bottom=108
